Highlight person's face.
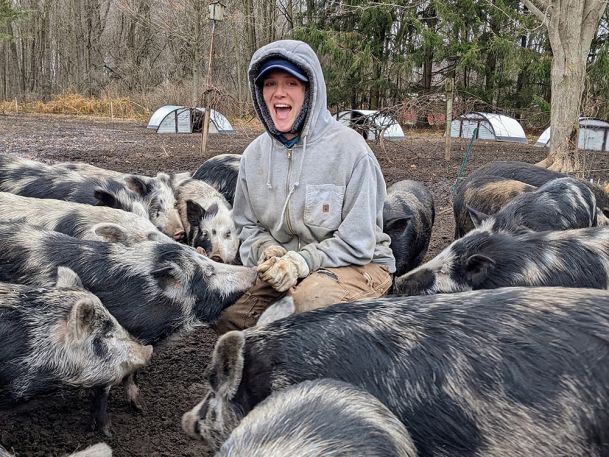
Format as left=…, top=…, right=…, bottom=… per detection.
left=262, top=70, right=306, bottom=137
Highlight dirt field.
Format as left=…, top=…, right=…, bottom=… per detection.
left=1, top=113, right=608, bottom=457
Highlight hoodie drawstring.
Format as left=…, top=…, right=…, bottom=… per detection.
left=266, top=141, right=274, bottom=190
left=275, top=136, right=307, bottom=233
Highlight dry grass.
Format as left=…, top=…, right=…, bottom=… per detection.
left=0, top=94, right=150, bottom=120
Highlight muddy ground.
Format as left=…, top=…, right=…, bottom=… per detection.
left=1, top=113, right=608, bottom=457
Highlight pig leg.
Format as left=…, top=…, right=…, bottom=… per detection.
left=90, top=385, right=112, bottom=437
left=123, top=372, right=144, bottom=412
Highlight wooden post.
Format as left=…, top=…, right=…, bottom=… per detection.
left=200, top=20, right=216, bottom=157
left=444, top=77, right=454, bottom=161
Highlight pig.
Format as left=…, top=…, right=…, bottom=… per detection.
left=467, top=177, right=605, bottom=233
left=181, top=287, right=609, bottom=456
left=0, top=266, right=152, bottom=435
left=452, top=175, right=537, bottom=238
left=393, top=225, right=609, bottom=296
left=0, top=222, right=255, bottom=344
left=208, top=379, right=417, bottom=457
left=174, top=178, right=240, bottom=263
left=192, top=153, right=241, bottom=206
left=0, top=192, right=171, bottom=245
left=53, top=160, right=124, bottom=179
left=383, top=180, right=435, bottom=276
left=0, top=442, right=112, bottom=457
left=0, top=154, right=184, bottom=239
left=466, top=160, right=609, bottom=217
left=66, top=443, right=112, bottom=457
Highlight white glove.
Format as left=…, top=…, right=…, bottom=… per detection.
left=256, top=245, right=288, bottom=267
left=257, top=251, right=310, bottom=292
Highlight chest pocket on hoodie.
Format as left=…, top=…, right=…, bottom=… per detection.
left=304, top=184, right=345, bottom=230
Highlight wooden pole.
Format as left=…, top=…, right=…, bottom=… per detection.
left=444, top=77, right=454, bottom=161
left=200, top=19, right=216, bottom=157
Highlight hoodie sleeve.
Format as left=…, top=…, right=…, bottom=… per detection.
left=297, top=153, right=390, bottom=272
left=233, top=153, right=278, bottom=268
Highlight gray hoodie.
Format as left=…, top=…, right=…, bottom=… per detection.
left=233, top=40, right=396, bottom=273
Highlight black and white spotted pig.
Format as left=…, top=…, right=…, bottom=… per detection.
left=174, top=178, right=240, bottom=263
left=452, top=175, right=536, bottom=238
left=393, top=225, right=609, bottom=296
left=0, top=442, right=112, bottom=457
left=467, top=177, right=607, bottom=233
left=0, top=192, right=170, bottom=245
left=204, top=379, right=417, bottom=457
left=0, top=154, right=184, bottom=240
left=181, top=287, right=609, bottom=456
left=192, top=154, right=241, bottom=206
left=0, top=267, right=152, bottom=435
left=467, top=160, right=609, bottom=217
left=0, top=222, right=256, bottom=344
left=383, top=180, right=435, bottom=276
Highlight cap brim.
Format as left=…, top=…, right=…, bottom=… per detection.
left=255, top=65, right=308, bottom=85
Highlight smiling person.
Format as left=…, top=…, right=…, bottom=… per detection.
left=214, top=40, right=395, bottom=334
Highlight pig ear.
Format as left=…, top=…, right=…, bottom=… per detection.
left=92, top=223, right=129, bottom=244
left=186, top=200, right=204, bottom=227
left=147, top=231, right=166, bottom=242
left=68, top=300, right=100, bottom=339
left=466, top=206, right=489, bottom=228
left=204, top=203, right=219, bottom=219
left=384, top=215, right=412, bottom=235
left=56, top=266, right=83, bottom=289
left=151, top=263, right=184, bottom=292
left=156, top=172, right=171, bottom=184
left=207, top=331, right=245, bottom=400
left=94, top=189, right=123, bottom=209
left=465, top=254, right=495, bottom=288
left=125, top=175, right=152, bottom=197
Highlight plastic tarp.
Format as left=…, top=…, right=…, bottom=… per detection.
left=535, top=118, right=609, bottom=152
left=147, top=105, right=235, bottom=134
left=450, top=112, right=527, bottom=143
left=336, top=110, right=405, bottom=140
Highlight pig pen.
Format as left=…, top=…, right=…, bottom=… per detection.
left=1, top=114, right=608, bottom=456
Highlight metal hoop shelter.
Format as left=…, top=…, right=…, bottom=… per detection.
left=535, top=117, right=609, bottom=152
left=450, top=112, right=527, bottom=143
left=335, top=110, right=405, bottom=140
left=147, top=105, right=235, bottom=134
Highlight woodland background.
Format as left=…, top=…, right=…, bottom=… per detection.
left=0, top=0, right=607, bottom=130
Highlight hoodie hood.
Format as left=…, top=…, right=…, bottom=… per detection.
left=248, top=40, right=334, bottom=143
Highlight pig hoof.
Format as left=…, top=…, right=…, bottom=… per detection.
left=129, top=397, right=145, bottom=413
left=101, top=425, right=113, bottom=438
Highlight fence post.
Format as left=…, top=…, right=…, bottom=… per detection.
left=444, top=78, right=454, bottom=161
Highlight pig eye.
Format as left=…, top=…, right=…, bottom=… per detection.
left=224, top=231, right=231, bottom=239
left=150, top=199, right=162, bottom=218
left=201, top=230, right=209, bottom=240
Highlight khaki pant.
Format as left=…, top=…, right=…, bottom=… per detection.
left=214, top=263, right=392, bottom=335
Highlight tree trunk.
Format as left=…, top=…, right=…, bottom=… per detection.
left=537, top=55, right=586, bottom=171
left=525, top=0, right=608, bottom=172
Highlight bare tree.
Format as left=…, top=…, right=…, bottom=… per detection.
left=524, top=0, right=608, bottom=171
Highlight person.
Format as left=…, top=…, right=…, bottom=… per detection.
left=214, top=39, right=395, bottom=334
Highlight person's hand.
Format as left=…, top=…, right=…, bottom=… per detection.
left=257, top=251, right=310, bottom=292
left=257, top=245, right=288, bottom=267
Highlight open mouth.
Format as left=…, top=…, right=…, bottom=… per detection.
left=274, top=104, right=292, bottom=120
left=211, top=255, right=224, bottom=263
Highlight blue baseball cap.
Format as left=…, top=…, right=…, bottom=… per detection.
left=255, top=58, right=309, bottom=85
